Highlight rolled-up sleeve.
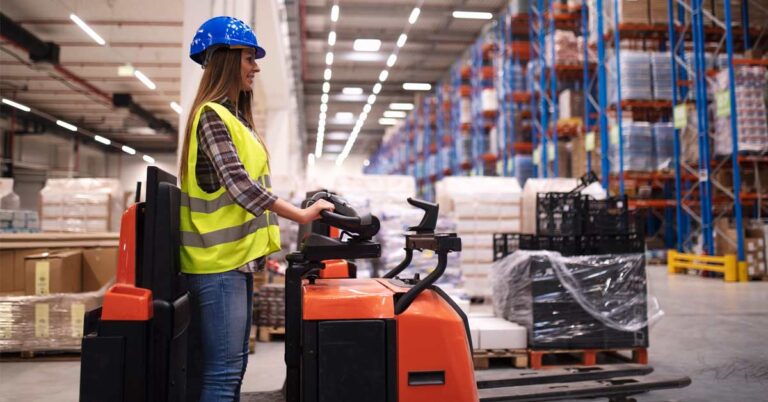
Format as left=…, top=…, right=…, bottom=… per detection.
left=197, top=108, right=278, bottom=216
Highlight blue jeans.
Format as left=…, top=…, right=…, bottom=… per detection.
left=186, top=270, right=253, bottom=402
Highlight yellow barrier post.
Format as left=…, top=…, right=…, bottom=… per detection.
left=667, top=250, right=678, bottom=274
left=737, top=261, right=748, bottom=282
left=723, top=254, right=737, bottom=282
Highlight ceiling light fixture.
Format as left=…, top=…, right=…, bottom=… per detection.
left=325, top=52, right=334, bottom=65
left=1, top=98, right=30, bottom=112
left=367, top=94, right=376, bottom=105
left=122, top=145, right=136, bottom=155
left=342, top=87, right=363, bottom=95
left=322, top=82, right=330, bottom=93
left=320, top=103, right=328, bottom=113
left=383, top=110, right=407, bottom=118
left=335, top=112, right=354, bottom=121
left=331, top=4, right=340, bottom=22
left=408, top=8, right=421, bottom=24
left=134, top=70, right=156, bottom=90
left=321, top=94, right=329, bottom=104
left=452, top=11, right=493, bottom=20
left=378, top=70, right=389, bottom=82
left=353, top=39, right=382, bottom=52
left=372, top=83, right=382, bottom=94
left=363, top=104, right=372, bottom=113
left=403, top=82, right=432, bottom=91
left=396, top=34, right=408, bottom=48
left=324, top=68, right=332, bottom=80
left=386, top=54, right=397, bottom=67
left=363, top=159, right=370, bottom=167
left=69, top=14, right=106, bottom=46
left=328, top=31, right=336, bottom=46
left=170, top=101, right=182, bottom=114
left=143, top=155, right=155, bottom=164
left=389, top=102, right=415, bottom=110
left=308, top=153, right=316, bottom=167
left=378, top=118, right=399, bottom=126
left=94, top=135, right=111, bottom=145
left=56, top=119, right=78, bottom=132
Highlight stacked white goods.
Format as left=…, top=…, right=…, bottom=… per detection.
left=610, top=122, right=655, bottom=173
left=545, top=30, right=580, bottom=66
left=40, top=179, right=123, bottom=233
left=467, top=315, right=527, bottom=350
left=713, top=66, right=768, bottom=155
left=436, top=177, right=522, bottom=299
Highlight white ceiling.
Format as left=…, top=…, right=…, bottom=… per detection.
left=1, top=0, right=183, bottom=152
left=1, top=0, right=507, bottom=157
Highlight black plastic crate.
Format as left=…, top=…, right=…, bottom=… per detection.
left=586, top=233, right=645, bottom=255
left=493, top=233, right=536, bottom=261
left=536, top=193, right=587, bottom=236
left=584, top=195, right=629, bottom=235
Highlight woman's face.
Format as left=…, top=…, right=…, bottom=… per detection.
left=240, top=48, right=260, bottom=90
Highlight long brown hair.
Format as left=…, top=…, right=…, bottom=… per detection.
left=179, top=47, right=267, bottom=181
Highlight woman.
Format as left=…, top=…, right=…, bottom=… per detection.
left=180, top=16, right=334, bottom=401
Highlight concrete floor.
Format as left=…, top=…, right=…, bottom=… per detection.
left=1, top=265, right=767, bottom=402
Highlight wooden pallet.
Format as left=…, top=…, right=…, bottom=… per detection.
left=258, top=325, right=285, bottom=342
left=248, top=326, right=256, bottom=353
left=528, top=347, right=648, bottom=370
left=0, top=350, right=81, bottom=362
left=472, top=349, right=528, bottom=370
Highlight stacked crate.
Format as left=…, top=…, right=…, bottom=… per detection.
left=254, top=284, right=285, bottom=329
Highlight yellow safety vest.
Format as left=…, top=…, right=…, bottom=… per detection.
left=180, top=102, right=281, bottom=274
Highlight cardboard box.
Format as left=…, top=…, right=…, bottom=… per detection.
left=608, top=0, right=650, bottom=25
left=0, top=251, right=14, bottom=292
left=82, top=248, right=118, bottom=292
left=24, top=250, right=82, bottom=295
left=649, top=0, right=669, bottom=24
left=558, top=90, right=585, bottom=120
left=13, top=249, right=48, bottom=292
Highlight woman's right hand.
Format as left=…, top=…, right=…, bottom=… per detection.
left=299, top=199, right=335, bottom=224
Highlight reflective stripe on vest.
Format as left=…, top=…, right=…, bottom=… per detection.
left=180, top=101, right=281, bottom=274
left=181, top=213, right=279, bottom=248
left=180, top=174, right=271, bottom=214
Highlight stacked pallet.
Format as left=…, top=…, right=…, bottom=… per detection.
left=436, top=177, right=521, bottom=299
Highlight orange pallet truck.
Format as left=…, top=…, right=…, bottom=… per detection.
left=284, top=192, right=691, bottom=402
left=79, top=167, right=190, bottom=402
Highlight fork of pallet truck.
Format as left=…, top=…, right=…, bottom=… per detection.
left=285, top=193, right=691, bottom=402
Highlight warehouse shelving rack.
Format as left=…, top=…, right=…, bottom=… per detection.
left=667, top=0, right=767, bottom=264
left=529, top=0, right=558, bottom=177
left=498, top=7, right=534, bottom=182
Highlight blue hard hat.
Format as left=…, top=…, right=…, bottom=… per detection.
left=190, top=16, right=266, bottom=65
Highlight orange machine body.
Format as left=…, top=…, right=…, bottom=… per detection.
left=317, top=259, right=353, bottom=279
left=102, top=203, right=153, bottom=321
left=303, top=278, right=478, bottom=402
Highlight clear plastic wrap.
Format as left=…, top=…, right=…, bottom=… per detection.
left=0, top=287, right=106, bottom=352
left=491, top=250, right=661, bottom=349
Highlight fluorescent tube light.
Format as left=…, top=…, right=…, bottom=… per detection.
left=452, top=11, right=493, bottom=20
left=134, top=70, right=156, bottom=90
left=122, top=145, right=136, bottom=155
left=342, top=87, right=363, bottom=95
left=409, top=8, right=421, bottom=24
left=170, top=101, right=182, bottom=114
left=390, top=102, right=414, bottom=110
left=353, top=39, right=381, bottom=52
left=1, top=98, right=30, bottom=112
left=56, top=120, right=78, bottom=131
left=403, top=82, right=431, bottom=91
left=396, top=34, right=407, bottom=48
left=70, top=14, right=106, bottom=45
left=94, top=135, right=111, bottom=145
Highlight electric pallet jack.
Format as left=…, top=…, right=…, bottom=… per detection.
left=79, top=167, right=690, bottom=402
